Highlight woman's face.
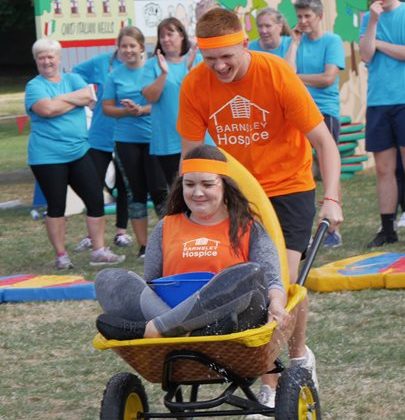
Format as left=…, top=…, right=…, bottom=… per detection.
left=257, top=14, right=283, bottom=49
left=159, top=25, right=184, bottom=56
left=118, top=35, right=143, bottom=66
left=35, top=50, right=60, bottom=79
left=182, top=172, right=228, bottom=224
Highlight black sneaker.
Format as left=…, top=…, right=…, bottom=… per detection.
left=96, top=314, right=146, bottom=340
left=137, top=245, right=146, bottom=258
left=367, top=230, right=398, bottom=248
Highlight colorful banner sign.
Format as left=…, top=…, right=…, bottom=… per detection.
left=34, top=0, right=133, bottom=47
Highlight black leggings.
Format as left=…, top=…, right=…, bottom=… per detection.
left=89, top=148, right=128, bottom=229
left=114, top=142, right=167, bottom=219
left=157, top=153, right=181, bottom=187
left=30, top=152, right=104, bottom=218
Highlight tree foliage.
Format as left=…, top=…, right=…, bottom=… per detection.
left=0, top=0, right=34, bottom=31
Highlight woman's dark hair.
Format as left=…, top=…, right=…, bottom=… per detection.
left=154, top=17, right=190, bottom=56
left=166, top=145, right=260, bottom=254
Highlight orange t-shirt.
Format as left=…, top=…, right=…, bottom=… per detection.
left=162, top=214, right=250, bottom=277
left=177, top=52, right=323, bottom=197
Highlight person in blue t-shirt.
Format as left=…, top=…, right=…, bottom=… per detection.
left=249, top=8, right=292, bottom=59
left=25, top=38, right=125, bottom=269
left=289, top=0, right=345, bottom=249
left=73, top=49, right=133, bottom=251
left=360, top=0, right=405, bottom=248
left=102, top=26, right=167, bottom=258
left=141, top=17, right=201, bottom=186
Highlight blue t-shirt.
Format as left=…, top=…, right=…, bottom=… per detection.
left=360, top=4, right=405, bottom=106
left=141, top=54, right=200, bottom=155
left=249, top=36, right=292, bottom=58
left=296, top=32, right=345, bottom=119
left=103, top=64, right=151, bottom=144
left=73, top=52, right=122, bottom=152
left=25, top=73, right=89, bottom=165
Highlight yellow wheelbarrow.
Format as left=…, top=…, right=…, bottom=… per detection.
left=93, top=220, right=329, bottom=419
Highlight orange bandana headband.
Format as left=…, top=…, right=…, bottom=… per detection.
left=196, top=31, right=245, bottom=49
left=181, top=159, right=229, bottom=176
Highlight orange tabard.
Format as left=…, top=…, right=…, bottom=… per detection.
left=162, top=214, right=251, bottom=276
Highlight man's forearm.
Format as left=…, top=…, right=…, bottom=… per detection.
left=376, top=40, right=405, bottom=61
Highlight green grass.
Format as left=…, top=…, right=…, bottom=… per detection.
left=0, top=74, right=30, bottom=117
left=0, top=128, right=404, bottom=419
left=0, top=121, right=29, bottom=172
left=0, top=74, right=33, bottom=95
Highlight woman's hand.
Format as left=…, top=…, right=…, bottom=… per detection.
left=156, top=49, right=169, bottom=75
left=267, top=288, right=290, bottom=331
left=120, top=99, right=144, bottom=116
left=268, top=302, right=290, bottom=331
left=61, top=85, right=96, bottom=107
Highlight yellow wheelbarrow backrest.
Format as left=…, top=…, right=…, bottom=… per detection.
left=221, top=150, right=290, bottom=291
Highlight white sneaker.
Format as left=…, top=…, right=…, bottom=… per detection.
left=245, top=384, right=276, bottom=419
left=397, top=212, right=405, bottom=228
left=74, top=236, right=92, bottom=252
left=90, top=247, right=125, bottom=266
left=55, top=253, right=74, bottom=270
left=114, top=233, right=133, bottom=247
left=290, top=345, right=319, bottom=391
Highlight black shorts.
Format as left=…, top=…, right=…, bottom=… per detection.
left=366, top=105, right=405, bottom=152
left=270, top=190, right=316, bottom=254
left=323, top=114, right=340, bottom=144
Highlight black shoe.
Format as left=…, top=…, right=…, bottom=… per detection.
left=367, top=230, right=398, bottom=248
left=96, top=314, right=146, bottom=340
left=137, top=245, right=146, bottom=258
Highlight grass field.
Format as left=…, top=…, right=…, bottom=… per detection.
left=0, top=122, right=29, bottom=173
left=1, top=123, right=404, bottom=419
left=0, top=74, right=32, bottom=118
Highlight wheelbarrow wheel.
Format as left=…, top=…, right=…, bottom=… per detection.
left=100, top=372, right=149, bottom=420
left=274, top=365, right=321, bottom=420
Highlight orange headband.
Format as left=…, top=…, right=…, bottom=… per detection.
left=196, top=31, right=245, bottom=49
left=181, top=159, right=229, bottom=176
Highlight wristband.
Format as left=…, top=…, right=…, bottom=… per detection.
left=319, top=197, right=341, bottom=206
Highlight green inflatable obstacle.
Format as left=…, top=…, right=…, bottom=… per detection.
left=340, top=172, right=354, bottom=181
left=340, top=115, right=352, bottom=125
left=340, top=123, right=365, bottom=134
left=341, top=154, right=369, bottom=164
left=339, top=132, right=365, bottom=143
left=341, top=163, right=363, bottom=173
left=338, top=142, right=357, bottom=157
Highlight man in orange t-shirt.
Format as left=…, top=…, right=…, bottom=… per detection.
left=178, top=7, right=342, bottom=401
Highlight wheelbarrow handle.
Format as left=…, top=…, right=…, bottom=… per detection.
left=296, top=218, right=330, bottom=287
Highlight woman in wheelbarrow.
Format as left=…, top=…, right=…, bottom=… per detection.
left=95, top=144, right=289, bottom=339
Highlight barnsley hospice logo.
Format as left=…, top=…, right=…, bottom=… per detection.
left=182, top=237, right=220, bottom=258
left=209, top=95, right=270, bottom=147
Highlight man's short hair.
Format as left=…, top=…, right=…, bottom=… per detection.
left=294, top=0, right=323, bottom=16
left=196, top=8, right=242, bottom=38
